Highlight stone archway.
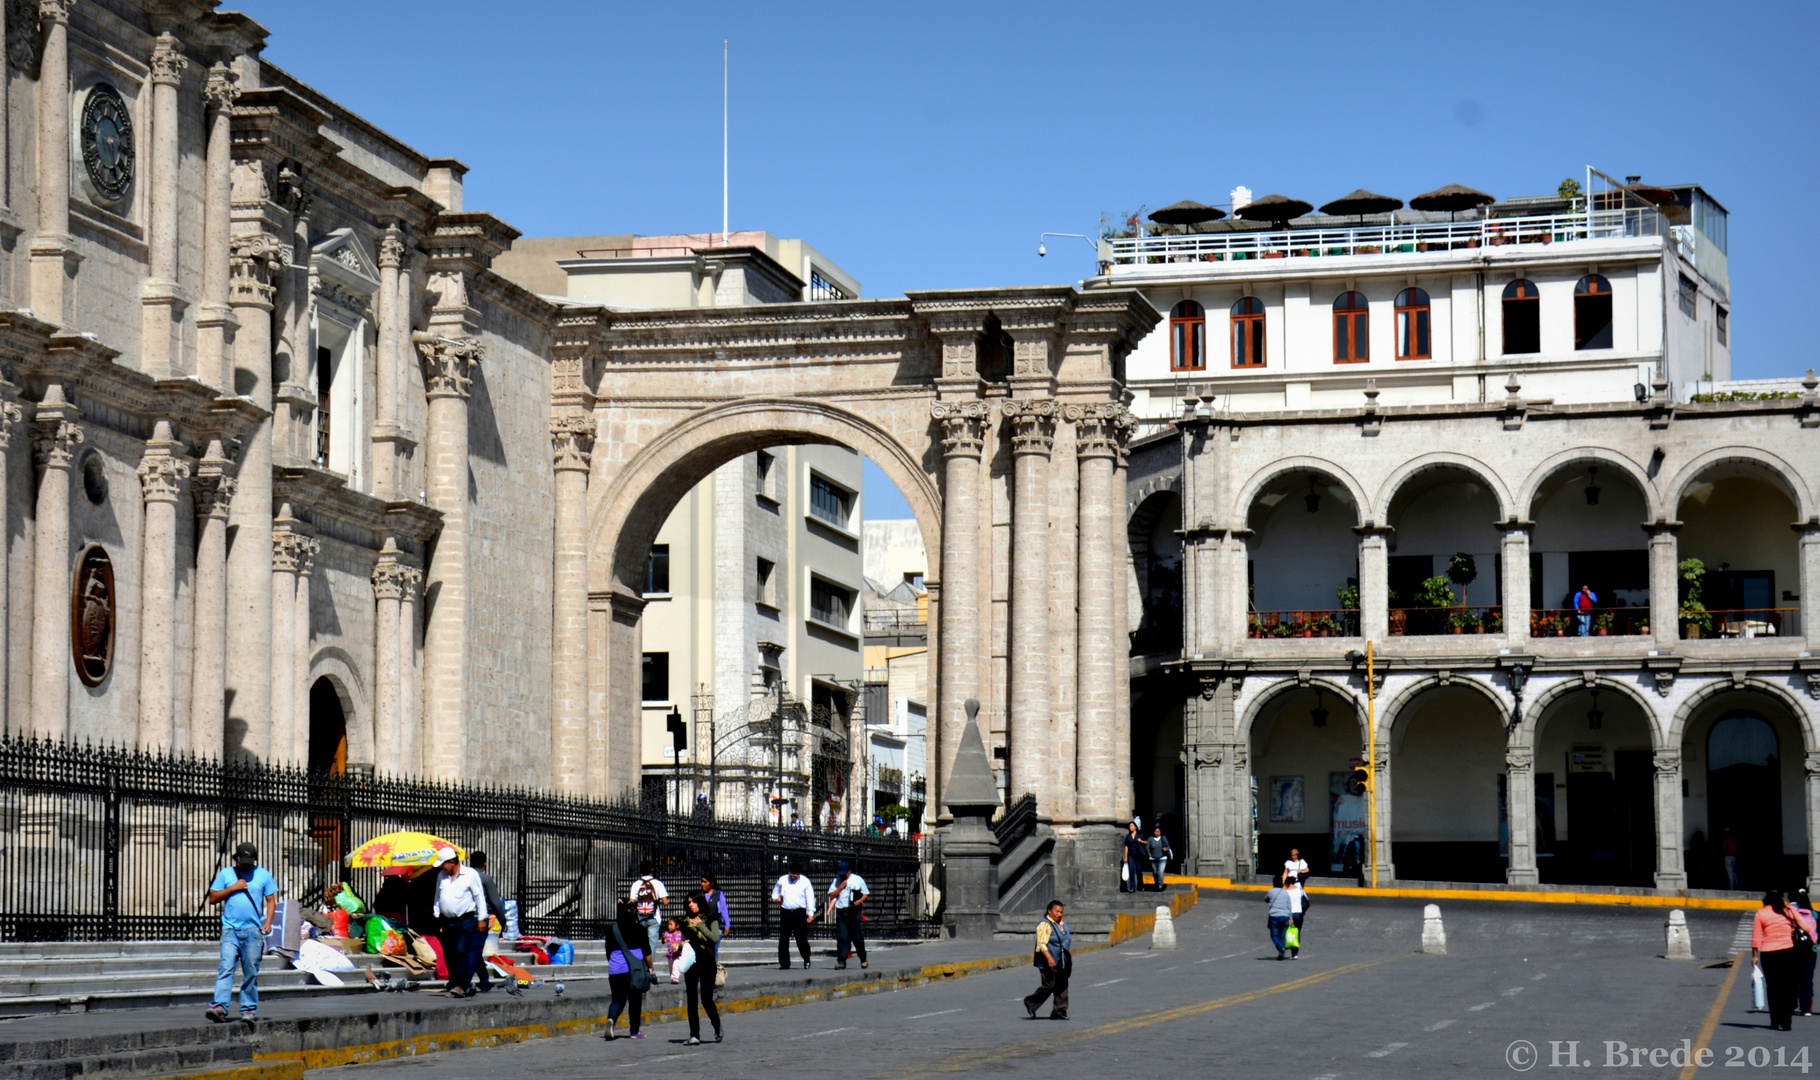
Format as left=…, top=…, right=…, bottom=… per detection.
left=552, top=288, right=1157, bottom=882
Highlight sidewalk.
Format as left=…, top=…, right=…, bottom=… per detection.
left=1183, top=875, right=1760, bottom=911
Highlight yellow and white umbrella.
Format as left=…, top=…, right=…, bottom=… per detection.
left=344, top=830, right=464, bottom=869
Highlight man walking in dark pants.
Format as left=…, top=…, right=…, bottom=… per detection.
left=1023, top=900, right=1071, bottom=1020
left=772, top=862, right=815, bottom=969
left=432, top=847, right=488, bottom=997
left=469, top=851, right=506, bottom=993
left=825, top=861, right=869, bottom=970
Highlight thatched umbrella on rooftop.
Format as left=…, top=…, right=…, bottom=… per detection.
left=1319, top=189, right=1404, bottom=219
left=1233, top=193, right=1314, bottom=225
left=1410, top=183, right=1495, bottom=219
left=1149, top=200, right=1227, bottom=226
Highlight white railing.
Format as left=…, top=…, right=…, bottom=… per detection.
left=1106, top=208, right=1664, bottom=269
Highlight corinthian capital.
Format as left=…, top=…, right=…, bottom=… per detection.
left=550, top=412, right=597, bottom=472
left=372, top=542, right=422, bottom=601
left=414, top=332, right=483, bottom=400
left=136, top=442, right=189, bottom=504
left=930, top=399, right=989, bottom=459
left=203, top=62, right=240, bottom=109
left=1000, top=398, right=1057, bottom=456
left=229, top=233, right=283, bottom=307
left=148, top=33, right=187, bottom=86
left=32, top=391, right=83, bottom=471
left=1064, top=401, right=1137, bottom=460
left=38, top=1, right=71, bottom=24
left=379, top=224, right=408, bottom=271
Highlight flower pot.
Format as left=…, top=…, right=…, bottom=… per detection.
left=1597, top=628, right=1609, bottom=636
left=1473, top=625, right=1484, bottom=634
left=1451, top=626, right=1462, bottom=634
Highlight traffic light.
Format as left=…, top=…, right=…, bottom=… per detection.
left=1348, top=766, right=1371, bottom=796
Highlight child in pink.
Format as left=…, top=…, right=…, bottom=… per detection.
left=663, top=917, right=685, bottom=983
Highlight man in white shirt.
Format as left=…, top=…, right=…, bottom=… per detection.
left=825, top=860, right=870, bottom=970
left=772, top=863, right=816, bottom=969
left=628, top=860, right=668, bottom=968
left=431, top=847, right=488, bottom=997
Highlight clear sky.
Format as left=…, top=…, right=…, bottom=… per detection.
left=237, top=0, right=1815, bottom=520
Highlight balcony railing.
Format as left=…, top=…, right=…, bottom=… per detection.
left=1681, top=608, right=1803, bottom=640
left=1106, top=209, right=1663, bottom=270
left=1388, top=606, right=1502, bottom=637
left=1530, top=608, right=1651, bottom=637
left=1248, top=610, right=1359, bottom=638
left=862, top=610, right=927, bottom=637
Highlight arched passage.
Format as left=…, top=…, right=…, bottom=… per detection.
left=1380, top=459, right=1509, bottom=636
left=1527, top=683, right=1657, bottom=885
left=1128, top=489, right=1182, bottom=655
left=1387, top=681, right=1508, bottom=882
left=308, top=676, right=349, bottom=775
left=1245, top=680, right=1368, bottom=879
left=1525, top=452, right=1656, bottom=637
left=1672, top=455, right=1805, bottom=639
left=1678, top=686, right=1810, bottom=891
left=1242, top=464, right=1365, bottom=636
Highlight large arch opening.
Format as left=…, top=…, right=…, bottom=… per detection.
left=1128, top=490, right=1182, bottom=656
left=1675, top=459, right=1802, bottom=640
left=1248, top=684, right=1367, bottom=880
left=1527, top=457, right=1653, bottom=637
left=1383, top=463, right=1506, bottom=637
left=1389, top=684, right=1507, bottom=882
left=591, top=400, right=942, bottom=831
left=1530, top=686, right=1655, bottom=885
left=1244, top=467, right=1363, bottom=637
left=1680, top=690, right=1808, bottom=891
left=308, top=677, right=348, bottom=775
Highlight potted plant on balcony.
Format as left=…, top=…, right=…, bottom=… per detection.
left=1450, top=609, right=1482, bottom=633
left=1594, top=611, right=1614, bottom=636
left=1678, top=557, right=1713, bottom=639
left=1486, top=610, right=1504, bottom=634
left=1417, top=575, right=1457, bottom=633
left=1448, top=553, right=1478, bottom=608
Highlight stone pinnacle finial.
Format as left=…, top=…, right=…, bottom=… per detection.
left=943, top=698, right=1000, bottom=814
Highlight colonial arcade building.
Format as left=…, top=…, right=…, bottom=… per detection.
left=1106, top=176, right=1820, bottom=892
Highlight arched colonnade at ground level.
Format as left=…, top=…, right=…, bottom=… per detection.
left=1170, top=668, right=1820, bottom=891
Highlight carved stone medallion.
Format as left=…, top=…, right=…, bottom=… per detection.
left=70, top=545, right=115, bottom=687
left=80, top=83, right=134, bottom=206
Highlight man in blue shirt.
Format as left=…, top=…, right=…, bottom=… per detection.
left=205, top=842, right=278, bottom=1022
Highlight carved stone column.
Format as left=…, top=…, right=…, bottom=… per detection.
left=371, top=226, right=406, bottom=500
left=550, top=411, right=594, bottom=793
left=1504, top=746, right=1538, bottom=884
left=1796, top=521, right=1820, bottom=649
left=196, top=64, right=240, bottom=392
left=371, top=540, right=407, bottom=776
left=135, top=423, right=188, bottom=750
left=1647, top=522, right=1681, bottom=650
left=0, top=400, right=21, bottom=731
left=225, top=228, right=282, bottom=763
left=1356, top=526, right=1391, bottom=641
left=1184, top=677, right=1241, bottom=878
left=1070, top=403, right=1130, bottom=827
left=1001, top=397, right=1055, bottom=804
left=930, top=399, right=987, bottom=820
left=271, top=172, right=313, bottom=466
left=1806, top=750, right=1820, bottom=890
left=269, top=510, right=300, bottom=763
left=139, top=33, right=187, bottom=378
left=188, top=442, right=234, bottom=760
left=1655, top=747, right=1688, bottom=891
left=416, top=332, right=481, bottom=780
left=30, top=385, right=81, bottom=738
left=30, top=0, right=80, bottom=326
left=1498, top=520, right=1532, bottom=646
left=1112, top=430, right=1134, bottom=822
left=289, top=533, right=318, bottom=766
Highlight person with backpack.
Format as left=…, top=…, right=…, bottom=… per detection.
left=680, top=892, right=723, bottom=1045
left=602, top=899, right=652, bottom=1041
left=825, top=860, right=869, bottom=970
left=1022, top=900, right=1071, bottom=1020
left=628, top=860, right=668, bottom=971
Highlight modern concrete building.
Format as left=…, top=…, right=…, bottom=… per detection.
left=1097, top=173, right=1820, bottom=895
left=862, top=519, right=931, bottom=829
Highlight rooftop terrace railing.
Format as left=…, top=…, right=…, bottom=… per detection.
left=1106, top=208, right=1664, bottom=270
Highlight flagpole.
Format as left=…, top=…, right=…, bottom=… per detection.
left=722, top=37, right=729, bottom=246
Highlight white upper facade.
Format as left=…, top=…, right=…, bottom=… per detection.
left=1085, top=171, right=1731, bottom=430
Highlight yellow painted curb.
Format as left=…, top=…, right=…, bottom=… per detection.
left=1178, top=876, right=1759, bottom=911
left=260, top=890, right=1203, bottom=1070
left=154, top=1064, right=303, bottom=1080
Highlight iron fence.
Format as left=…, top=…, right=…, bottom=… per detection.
left=0, top=736, right=932, bottom=944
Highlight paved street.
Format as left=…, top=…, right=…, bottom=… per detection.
left=311, top=894, right=1802, bottom=1078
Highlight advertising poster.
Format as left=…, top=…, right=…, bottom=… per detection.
left=1329, top=770, right=1367, bottom=873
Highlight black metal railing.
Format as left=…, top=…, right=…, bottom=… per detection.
left=0, top=736, right=930, bottom=944
left=994, top=793, right=1038, bottom=852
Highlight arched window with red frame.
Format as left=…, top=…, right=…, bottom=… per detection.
left=1502, top=279, right=1540, bottom=354
left=1333, top=291, right=1368, bottom=363
left=1394, top=288, right=1430, bottom=359
left=1230, top=297, right=1265, bottom=368
left=1574, top=274, right=1613, bottom=350
left=1170, top=299, right=1206, bottom=371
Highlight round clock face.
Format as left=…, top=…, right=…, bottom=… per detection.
left=80, top=83, right=134, bottom=206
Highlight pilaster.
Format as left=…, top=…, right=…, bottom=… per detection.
left=1654, top=747, right=1688, bottom=891
left=1504, top=745, right=1538, bottom=884
left=550, top=409, right=595, bottom=793
left=139, top=33, right=188, bottom=379
left=0, top=399, right=21, bottom=733
left=1069, top=402, right=1132, bottom=829
left=1498, top=520, right=1533, bottom=647
left=30, top=0, right=79, bottom=327
left=928, top=392, right=988, bottom=823
left=188, top=441, right=234, bottom=760
left=1001, top=396, right=1056, bottom=806
left=1646, top=521, right=1682, bottom=650
left=1795, top=520, right=1820, bottom=650
left=29, top=385, right=81, bottom=738
left=1356, top=525, right=1392, bottom=642
left=135, top=424, right=188, bottom=751
left=196, top=63, right=240, bottom=392
left=416, top=330, right=482, bottom=781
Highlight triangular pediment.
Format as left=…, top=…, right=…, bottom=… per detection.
left=311, top=228, right=380, bottom=287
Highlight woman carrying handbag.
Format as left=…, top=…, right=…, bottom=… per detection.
left=1753, top=890, right=1812, bottom=1031
left=603, top=900, right=652, bottom=1041
left=681, top=892, right=723, bottom=1045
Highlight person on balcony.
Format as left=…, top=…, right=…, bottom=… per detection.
left=1575, top=585, right=1599, bottom=636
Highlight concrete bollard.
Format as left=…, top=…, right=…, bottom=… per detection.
left=1665, top=909, right=1694, bottom=960
left=1152, top=905, right=1178, bottom=950
left=1420, top=904, right=1447, bottom=955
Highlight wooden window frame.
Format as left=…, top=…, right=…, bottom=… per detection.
left=1573, top=274, right=1613, bottom=351
left=1501, top=279, right=1540, bottom=355
left=1394, top=288, right=1431, bottom=360
left=1170, top=300, right=1206, bottom=372
left=1332, top=291, right=1369, bottom=364
left=1230, top=297, right=1265, bottom=369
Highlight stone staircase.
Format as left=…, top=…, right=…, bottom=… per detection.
left=0, top=935, right=923, bottom=1018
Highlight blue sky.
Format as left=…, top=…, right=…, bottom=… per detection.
left=239, top=0, right=1815, bottom=522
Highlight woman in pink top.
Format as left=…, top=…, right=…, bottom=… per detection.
left=1753, top=890, right=1814, bottom=1031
